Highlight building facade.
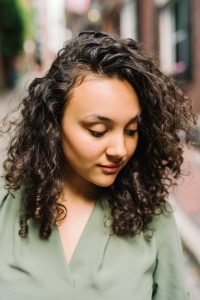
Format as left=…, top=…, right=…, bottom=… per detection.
left=65, top=0, right=200, bottom=114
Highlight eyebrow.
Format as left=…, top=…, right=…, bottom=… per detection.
left=84, top=113, right=141, bottom=125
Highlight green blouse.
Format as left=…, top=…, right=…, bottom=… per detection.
left=0, top=181, right=188, bottom=300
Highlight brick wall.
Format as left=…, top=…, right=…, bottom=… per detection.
left=137, top=0, right=155, bottom=53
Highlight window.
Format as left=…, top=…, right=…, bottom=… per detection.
left=157, top=0, right=191, bottom=80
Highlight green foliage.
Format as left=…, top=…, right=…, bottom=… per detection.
left=0, top=0, right=25, bottom=58
left=20, top=1, right=34, bottom=39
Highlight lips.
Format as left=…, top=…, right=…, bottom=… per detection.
left=100, top=164, right=121, bottom=168
left=98, top=164, right=122, bottom=174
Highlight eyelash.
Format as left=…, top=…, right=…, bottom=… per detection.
left=89, top=129, right=138, bottom=138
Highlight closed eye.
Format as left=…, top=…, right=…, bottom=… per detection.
left=125, top=129, right=138, bottom=137
left=89, top=129, right=106, bottom=138
left=89, top=129, right=138, bottom=138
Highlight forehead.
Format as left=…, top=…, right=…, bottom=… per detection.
left=64, top=77, right=141, bottom=121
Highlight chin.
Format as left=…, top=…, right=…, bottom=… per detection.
left=95, top=182, right=113, bottom=187
left=92, top=177, right=116, bottom=187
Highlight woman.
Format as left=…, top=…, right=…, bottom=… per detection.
left=0, top=31, right=195, bottom=299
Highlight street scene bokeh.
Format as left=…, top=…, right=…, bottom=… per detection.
left=0, top=0, right=200, bottom=299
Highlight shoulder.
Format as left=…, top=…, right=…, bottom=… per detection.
left=0, top=179, right=9, bottom=208
left=0, top=179, right=23, bottom=239
left=0, top=179, right=22, bottom=211
left=151, top=202, right=179, bottom=245
left=151, top=203, right=188, bottom=299
left=153, top=202, right=175, bottom=228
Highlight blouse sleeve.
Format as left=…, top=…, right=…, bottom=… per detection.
left=152, top=210, right=189, bottom=300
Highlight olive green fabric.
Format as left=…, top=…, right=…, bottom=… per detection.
left=0, top=181, right=188, bottom=299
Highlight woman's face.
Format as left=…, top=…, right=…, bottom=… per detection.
left=61, top=76, right=141, bottom=188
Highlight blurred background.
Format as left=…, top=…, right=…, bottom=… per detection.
left=0, top=0, right=200, bottom=298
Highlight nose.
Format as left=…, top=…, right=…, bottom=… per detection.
left=105, top=134, right=127, bottom=160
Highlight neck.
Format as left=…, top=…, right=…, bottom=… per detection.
left=61, top=169, right=103, bottom=205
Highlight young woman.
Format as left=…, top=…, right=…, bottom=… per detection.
left=0, top=31, right=195, bottom=299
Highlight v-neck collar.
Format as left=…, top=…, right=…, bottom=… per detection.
left=56, top=198, right=98, bottom=269
left=53, top=193, right=111, bottom=285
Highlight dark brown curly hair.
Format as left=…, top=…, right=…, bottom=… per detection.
left=3, top=31, right=196, bottom=239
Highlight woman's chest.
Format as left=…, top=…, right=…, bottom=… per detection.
left=0, top=225, right=157, bottom=300
left=0, top=196, right=157, bottom=300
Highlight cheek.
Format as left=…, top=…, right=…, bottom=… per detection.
left=62, top=130, right=104, bottom=161
left=127, top=136, right=139, bottom=157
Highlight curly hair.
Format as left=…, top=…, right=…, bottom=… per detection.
left=3, top=31, right=196, bottom=239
